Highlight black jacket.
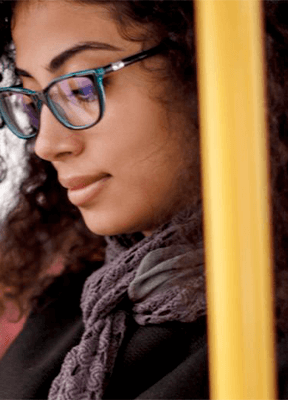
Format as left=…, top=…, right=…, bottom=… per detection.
left=0, top=266, right=286, bottom=400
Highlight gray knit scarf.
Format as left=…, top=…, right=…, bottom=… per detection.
left=48, top=206, right=206, bottom=400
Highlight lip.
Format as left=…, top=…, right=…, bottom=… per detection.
left=59, top=173, right=111, bottom=207
left=59, top=173, right=110, bottom=190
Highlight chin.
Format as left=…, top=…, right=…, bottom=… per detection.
left=79, top=207, right=157, bottom=237
left=81, top=219, right=122, bottom=237
left=80, top=210, right=136, bottom=237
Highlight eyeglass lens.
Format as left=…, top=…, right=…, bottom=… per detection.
left=48, top=76, right=100, bottom=127
left=0, top=75, right=101, bottom=138
left=0, top=92, right=39, bottom=137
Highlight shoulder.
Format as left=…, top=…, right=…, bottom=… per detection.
left=105, top=317, right=288, bottom=400
left=0, top=263, right=98, bottom=400
left=103, top=315, right=209, bottom=399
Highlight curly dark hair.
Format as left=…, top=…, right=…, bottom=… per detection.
left=0, top=0, right=288, bottom=333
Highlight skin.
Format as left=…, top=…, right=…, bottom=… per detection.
left=12, top=0, right=199, bottom=237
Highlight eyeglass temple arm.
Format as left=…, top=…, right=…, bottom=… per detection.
left=102, top=43, right=164, bottom=75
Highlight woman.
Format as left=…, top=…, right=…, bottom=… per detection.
left=0, top=1, right=287, bottom=399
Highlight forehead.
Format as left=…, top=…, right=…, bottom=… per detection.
left=12, top=1, right=140, bottom=75
left=13, top=0, right=118, bottom=37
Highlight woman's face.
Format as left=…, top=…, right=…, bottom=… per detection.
left=12, top=0, right=198, bottom=236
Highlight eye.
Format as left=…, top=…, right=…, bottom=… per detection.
left=71, top=86, right=97, bottom=103
left=71, top=76, right=111, bottom=102
left=67, top=77, right=98, bottom=103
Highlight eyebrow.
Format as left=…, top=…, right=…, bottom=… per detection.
left=15, top=41, right=123, bottom=78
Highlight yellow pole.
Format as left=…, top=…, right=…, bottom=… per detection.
left=194, top=1, right=277, bottom=398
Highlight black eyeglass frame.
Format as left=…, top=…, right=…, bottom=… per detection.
left=0, top=44, right=163, bottom=139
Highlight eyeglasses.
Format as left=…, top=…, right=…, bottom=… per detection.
left=0, top=44, right=163, bottom=139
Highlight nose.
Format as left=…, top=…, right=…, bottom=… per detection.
left=34, top=105, right=84, bottom=162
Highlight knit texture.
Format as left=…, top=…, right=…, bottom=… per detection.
left=48, top=206, right=206, bottom=400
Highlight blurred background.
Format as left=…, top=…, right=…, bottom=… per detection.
left=0, top=56, right=26, bottom=221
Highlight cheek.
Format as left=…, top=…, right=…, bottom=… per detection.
left=113, top=143, right=187, bottom=223
left=111, top=141, right=182, bottom=206
left=79, top=136, right=194, bottom=236
left=79, top=77, right=197, bottom=234
left=103, top=102, right=173, bottom=174
left=102, top=102, right=188, bottom=205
